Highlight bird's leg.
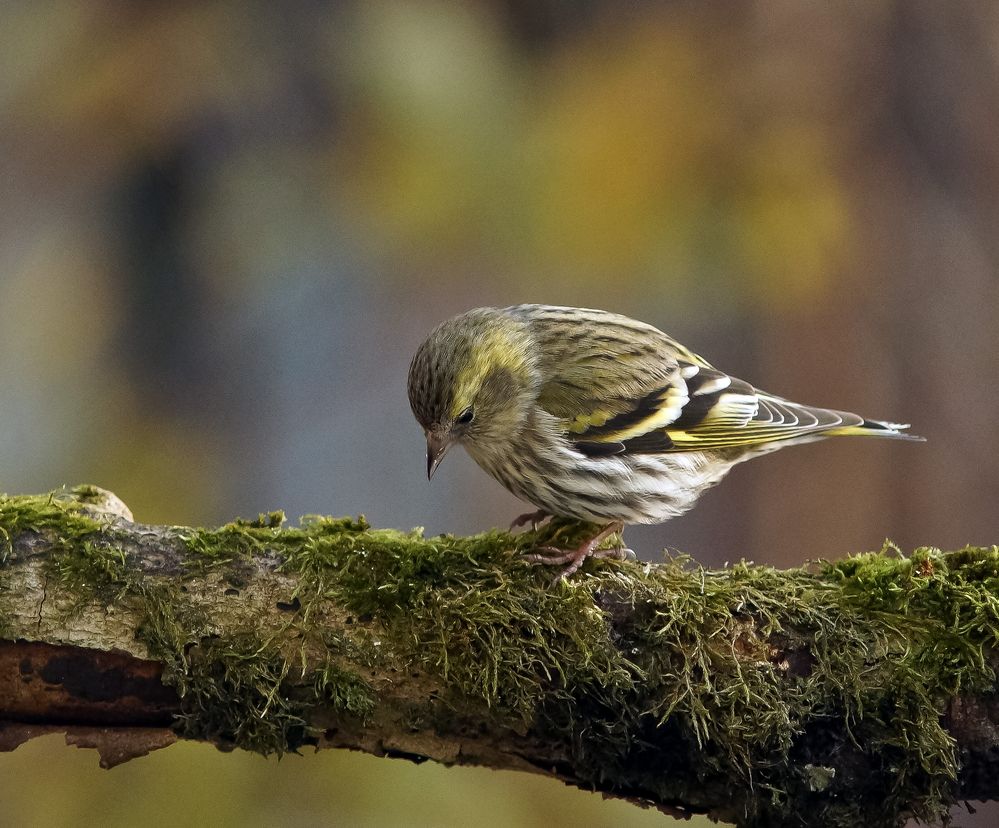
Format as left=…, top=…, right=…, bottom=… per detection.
left=509, top=508, right=551, bottom=532
left=522, top=521, right=632, bottom=581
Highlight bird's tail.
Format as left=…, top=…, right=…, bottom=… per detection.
left=823, top=418, right=925, bottom=441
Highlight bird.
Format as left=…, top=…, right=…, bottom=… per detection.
left=407, top=304, right=922, bottom=579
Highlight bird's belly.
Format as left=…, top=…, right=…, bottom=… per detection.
left=468, top=441, right=734, bottom=526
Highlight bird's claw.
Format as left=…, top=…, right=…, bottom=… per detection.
left=509, top=509, right=550, bottom=532
left=522, top=546, right=578, bottom=566
left=592, top=546, right=635, bottom=562
left=521, top=521, right=628, bottom=581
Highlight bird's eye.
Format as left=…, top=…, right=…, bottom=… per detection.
left=455, top=407, right=474, bottom=426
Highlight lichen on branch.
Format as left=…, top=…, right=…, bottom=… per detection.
left=0, top=486, right=997, bottom=828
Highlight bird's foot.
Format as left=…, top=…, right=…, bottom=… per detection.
left=510, top=509, right=551, bottom=532
left=522, top=521, right=632, bottom=581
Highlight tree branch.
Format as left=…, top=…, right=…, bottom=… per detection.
left=0, top=486, right=996, bottom=827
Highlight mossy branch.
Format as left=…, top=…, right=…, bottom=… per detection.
left=0, top=487, right=997, bottom=827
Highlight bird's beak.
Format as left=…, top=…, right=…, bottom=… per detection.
left=426, top=431, right=452, bottom=480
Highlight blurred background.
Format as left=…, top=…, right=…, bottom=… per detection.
left=1, top=2, right=997, bottom=826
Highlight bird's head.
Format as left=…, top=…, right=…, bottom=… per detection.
left=408, top=308, right=537, bottom=478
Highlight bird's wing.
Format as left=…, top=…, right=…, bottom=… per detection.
left=559, top=359, right=898, bottom=456
left=512, top=306, right=699, bottom=452
left=658, top=367, right=874, bottom=451
left=512, top=306, right=909, bottom=456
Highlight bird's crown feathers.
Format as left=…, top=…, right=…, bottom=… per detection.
left=407, top=308, right=536, bottom=433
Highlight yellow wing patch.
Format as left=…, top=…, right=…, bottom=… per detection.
left=562, top=380, right=690, bottom=444
left=565, top=410, right=612, bottom=434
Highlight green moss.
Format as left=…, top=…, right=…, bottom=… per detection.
left=280, top=527, right=999, bottom=826
left=0, top=489, right=129, bottom=613
left=284, top=519, right=636, bottom=720
left=314, top=659, right=377, bottom=721
left=50, top=539, right=130, bottom=604
left=156, top=509, right=999, bottom=825
left=152, top=615, right=374, bottom=754
left=0, top=491, right=380, bottom=756
left=548, top=544, right=998, bottom=825
left=4, top=490, right=999, bottom=825
left=169, top=633, right=306, bottom=754
left=0, top=489, right=105, bottom=562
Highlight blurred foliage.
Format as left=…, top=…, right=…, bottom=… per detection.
left=334, top=3, right=850, bottom=304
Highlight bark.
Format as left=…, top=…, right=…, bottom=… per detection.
left=0, top=486, right=996, bottom=828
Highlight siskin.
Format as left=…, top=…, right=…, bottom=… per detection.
left=407, top=305, right=922, bottom=579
